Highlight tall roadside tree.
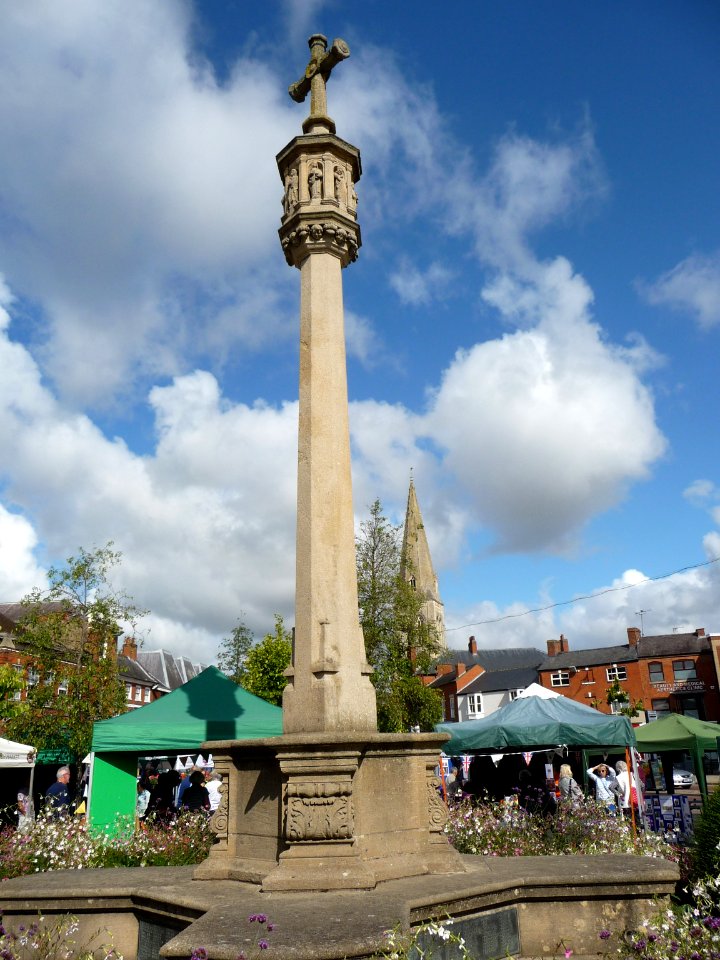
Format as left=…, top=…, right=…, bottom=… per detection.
left=6, top=543, right=145, bottom=760
left=217, top=616, right=255, bottom=684
left=356, top=499, right=443, bottom=732
left=237, top=614, right=292, bottom=706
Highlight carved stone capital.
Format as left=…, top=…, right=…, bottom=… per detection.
left=279, top=215, right=360, bottom=268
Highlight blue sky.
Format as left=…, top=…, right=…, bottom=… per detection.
left=0, top=1, right=718, bottom=662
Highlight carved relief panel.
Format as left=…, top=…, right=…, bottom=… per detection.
left=285, top=780, right=354, bottom=842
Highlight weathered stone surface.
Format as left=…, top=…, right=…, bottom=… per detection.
left=193, top=733, right=466, bottom=890
left=1, top=854, right=679, bottom=960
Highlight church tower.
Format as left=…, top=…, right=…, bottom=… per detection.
left=400, top=478, right=446, bottom=648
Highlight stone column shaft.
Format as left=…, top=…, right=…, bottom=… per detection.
left=282, top=250, right=376, bottom=734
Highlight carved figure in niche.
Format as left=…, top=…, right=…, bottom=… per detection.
left=333, top=164, right=346, bottom=202
left=308, top=160, right=323, bottom=200
left=283, top=167, right=299, bottom=216
left=349, top=181, right=358, bottom=212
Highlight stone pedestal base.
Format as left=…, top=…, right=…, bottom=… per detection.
left=192, top=732, right=465, bottom=891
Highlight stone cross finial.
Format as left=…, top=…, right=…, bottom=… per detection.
left=289, top=34, right=350, bottom=133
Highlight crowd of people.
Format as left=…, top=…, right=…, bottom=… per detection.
left=440, top=753, right=644, bottom=818
left=10, top=758, right=223, bottom=832
left=136, top=762, right=223, bottom=823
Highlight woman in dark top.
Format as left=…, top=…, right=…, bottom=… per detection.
left=181, top=770, right=211, bottom=813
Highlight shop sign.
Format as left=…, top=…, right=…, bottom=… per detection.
left=652, top=680, right=705, bottom=693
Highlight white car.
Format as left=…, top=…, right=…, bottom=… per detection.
left=673, top=769, right=696, bottom=788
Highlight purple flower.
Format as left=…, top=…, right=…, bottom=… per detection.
left=190, top=948, right=208, bottom=960
left=691, top=953, right=701, bottom=960
left=266, top=923, right=275, bottom=932
left=599, top=930, right=611, bottom=941
left=258, top=940, right=269, bottom=951
left=633, top=939, right=646, bottom=951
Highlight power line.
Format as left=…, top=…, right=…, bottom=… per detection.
left=446, top=554, right=720, bottom=633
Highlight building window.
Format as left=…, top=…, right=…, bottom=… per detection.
left=679, top=696, right=701, bottom=720
left=550, top=671, right=570, bottom=687
left=57, top=677, right=68, bottom=695
left=510, top=688, right=524, bottom=700
left=581, top=668, right=595, bottom=685
left=606, top=665, right=627, bottom=682
left=448, top=695, right=456, bottom=720
left=651, top=698, right=671, bottom=714
left=648, top=661, right=664, bottom=684
left=673, top=659, right=697, bottom=682
left=12, top=663, right=23, bottom=699
left=466, top=693, right=483, bottom=717
left=134, top=687, right=142, bottom=701
left=144, top=687, right=151, bottom=703
left=27, top=667, right=40, bottom=687
left=409, top=577, right=416, bottom=590
left=126, top=683, right=133, bottom=701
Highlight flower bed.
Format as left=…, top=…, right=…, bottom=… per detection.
left=0, top=811, right=214, bottom=879
left=445, top=797, right=677, bottom=860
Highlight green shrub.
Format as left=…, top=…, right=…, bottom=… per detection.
left=690, top=782, right=720, bottom=880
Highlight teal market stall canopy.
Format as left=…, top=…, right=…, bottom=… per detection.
left=436, top=693, right=636, bottom=755
left=89, top=666, right=282, bottom=832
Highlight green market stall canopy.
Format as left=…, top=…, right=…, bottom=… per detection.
left=634, top=712, right=720, bottom=796
left=91, top=665, right=283, bottom=752
left=436, top=693, right=636, bottom=755
left=89, top=666, right=282, bottom=833
left=634, top=713, right=720, bottom=754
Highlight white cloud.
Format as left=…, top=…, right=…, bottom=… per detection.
left=344, top=310, right=381, bottom=367
left=641, top=251, right=720, bottom=330
left=683, top=479, right=719, bottom=507
left=0, top=505, right=47, bottom=599
left=447, top=544, right=720, bottom=654
left=388, top=258, right=455, bottom=307
left=0, top=2, right=297, bottom=404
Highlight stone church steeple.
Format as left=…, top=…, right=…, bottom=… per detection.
left=400, top=477, right=446, bottom=648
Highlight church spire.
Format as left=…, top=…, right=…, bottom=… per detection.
left=400, top=477, right=446, bottom=647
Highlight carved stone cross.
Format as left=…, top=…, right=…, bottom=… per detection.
left=289, top=34, right=350, bottom=129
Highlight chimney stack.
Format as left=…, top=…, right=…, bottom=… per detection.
left=547, top=638, right=561, bottom=657
left=468, top=636, right=478, bottom=655
left=627, top=627, right=641, bottom=646
left=696, top=627, right=706, bottom=637
left=456, top=662, right=466, bottom=676
left=121, top=636, right=138, bottom=660
left=559, top=634, right=569, bottom=653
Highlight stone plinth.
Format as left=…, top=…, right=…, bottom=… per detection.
left=193, top=733, right=465, bottom=891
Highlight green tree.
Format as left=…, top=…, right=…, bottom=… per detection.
left=606, top=680, right=643, bottom=718
left=217, top=615, right=255, bottom=683
left=6, top=543, right=144, bottom=760
left=0, top=664, right=24, bottom=726
left=239, top=614, right=292, bottom=706
left=356, top=499, right=443, bottom=732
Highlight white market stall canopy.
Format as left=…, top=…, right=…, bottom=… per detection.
left=0, top=737, right=36, bottom=767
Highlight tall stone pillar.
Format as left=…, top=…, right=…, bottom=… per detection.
left=194, top=36, right=464, bottom=892
left=277, top=35, right=377, bottom=735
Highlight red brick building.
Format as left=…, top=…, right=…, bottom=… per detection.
left=537, top=627, right=720, bottom=722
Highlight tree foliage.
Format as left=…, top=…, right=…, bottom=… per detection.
left=217, top=615, right=255, bottom=683
left=356, top=499, right=443, bottom=732
left=238, top=614, right=292, bottom=706
left=5, top=543, right=144, bottom=760
left=0, top=664, right=24, bottom=725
